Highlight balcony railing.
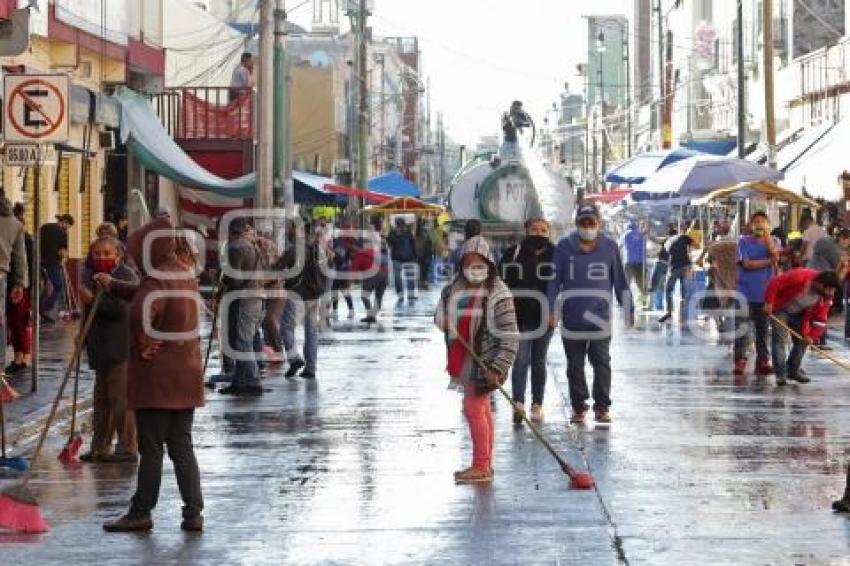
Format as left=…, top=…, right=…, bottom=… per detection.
left=151, top=87, right=254, bottom=141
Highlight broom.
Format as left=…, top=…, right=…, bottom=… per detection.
left=0, top=292, right=102, bottom=533
left=768, top=313, right=850, bottom=371
left=447, top=325, right=595, bottom=490
left=0, top=376, right=28, bottom=473
left=57, top=356, right=83, bottom=466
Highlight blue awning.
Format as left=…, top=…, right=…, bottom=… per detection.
left=368, top=172, right=420, bottom=198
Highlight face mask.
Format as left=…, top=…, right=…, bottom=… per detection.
left=464, top=265, right=489, bottom=285
left=526, top=235, right=550, bottom=248
left=577, top=228, right=598, bottom=241
left=92, top=257, right=118, bottom=274
left=752, top=228, right=765, bottom=237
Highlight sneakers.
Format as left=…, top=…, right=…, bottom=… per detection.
left=530, top=403, right=544, bottom=422
left=788, top=372, right=811, bottom=384
left=658, top=312, right=672, bottom=323
left=594, top=410, right=612, bottom=425
left=284, top=359, right=305, bottom=378
left=103, top=513, right=153, bottom=533
left=80, top=451, right=105, bottom=463
left=570, top=410, right=587, bottom=424
left=833, top=498, right=850, bottom=513
left=300, top=370, right=316, bottom=380
left=512, top=403, right=525, bottom=425
left=361, top=315, right=378, bottom=324
left=755, top=361, right=773, bottom=376
left=181, top=515, right=204, bottom=532
left=101, top=452, right=139, bottom=464
left=734, top=358, right=747, bottom=376
left=4, top=362, right=26, bottom=375
left=776, top=376, right=787, bottom=386
left=454, top=467, right=493, bottom=483
left=219, top=384, right=264, bottom=396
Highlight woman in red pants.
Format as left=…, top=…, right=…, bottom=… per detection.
left=6, top=203, right=33, bottom=375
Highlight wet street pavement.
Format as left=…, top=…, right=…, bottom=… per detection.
left=2, top=290, right=850, bottom=564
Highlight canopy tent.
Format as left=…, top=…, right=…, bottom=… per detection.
left=368, top=172, right=421, bottom=198
left=324, top=183, right=392, bottom=204
left=691, top=181, right=820, bottom=208
left=115, top=87, right=343, bottom=205
left=638, top=155, right=784, bottom=197
left=783, top=115, right=850, bottom=201
left=604, top=149, right=702, bottom=185
left=362, top=197, right=445, bottom=215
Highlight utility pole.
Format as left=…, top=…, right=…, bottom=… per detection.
left=624, top=21, right=632, bottom=158
left=378, top=53, right=386, bottom=174
left=763, top=0, right=777, bottom=168
left=357, top=0, right=369, bottom=198
left=257, top=0, right=274, bottom=216
left=438, top=111, right=445, bottom=193
left=662, top=29, right=673, bottom=149
left=656, top=0, right=664, bottom=148
left=598, top=44, right=607, bottom=182
left=737, top=0, right=746, bottom=158
left=273, top=0, right=292, bottom=221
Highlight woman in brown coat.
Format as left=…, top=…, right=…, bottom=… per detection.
left=100, top=217, right=205, bottom=533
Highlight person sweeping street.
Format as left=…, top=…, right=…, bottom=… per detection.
left=764, top=268, right=840, bottom=386
left=436, top=236, right=518, bottom=484
left=79, top=236, right=139, bottom=463
left=99, top=217, right=205, bottom=532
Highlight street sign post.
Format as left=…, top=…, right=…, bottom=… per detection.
left=3, top=74, right=70, bottom=143
left=3, top=143, right=58, bottom=166
left=3, top=74, right=70, bottom=393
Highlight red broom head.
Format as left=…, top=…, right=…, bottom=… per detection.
left=0, top=378, right=19, bottom=402
left=569, top=471, right=595, bottom=490
left=0, top=485, right=48, bottom=533
left=57, top=434, right=83, bottom=465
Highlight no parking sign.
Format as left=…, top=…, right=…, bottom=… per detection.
left=3, top=74, right=69, bottom=144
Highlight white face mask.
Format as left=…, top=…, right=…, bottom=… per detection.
left=464, top=265, right=489, bottom=285
left=578, top=227, right=598, bottom=241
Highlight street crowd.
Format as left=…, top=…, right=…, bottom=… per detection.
left=0, top=195, right=849, bottom=533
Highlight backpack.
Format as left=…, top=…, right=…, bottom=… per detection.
left=288, top=243, right=328, bottom=298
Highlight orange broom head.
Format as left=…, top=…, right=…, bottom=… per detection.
left=569, top=471, right=595, bottom=490
left=0, top=379, right=19, bottom=402
left=0, top=485, right=48, bottom=533
left=57, top=434, right=83, bottom=466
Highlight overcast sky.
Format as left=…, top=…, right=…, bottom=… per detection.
left=287, top=0, right=629, bottom=145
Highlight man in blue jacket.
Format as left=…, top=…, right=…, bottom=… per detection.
left=547, top=204, right=632, bottom=425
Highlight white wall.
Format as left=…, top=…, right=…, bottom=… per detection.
left=163, top=0, right=247, bottom=87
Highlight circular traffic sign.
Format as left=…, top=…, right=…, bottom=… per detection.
left=6, top=78, right=66, bottom=140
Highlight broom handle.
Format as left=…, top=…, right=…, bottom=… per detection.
left=0, top=393, right=6, bottom=459
left=68, top=354, right=81, bottom=438
left=22, top=291, right=103, bottom=485
left=446, top=324, right=575, bottom=473
left=768, top=313, right=850, bottom=371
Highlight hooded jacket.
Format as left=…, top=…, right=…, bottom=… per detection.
left=765, top=268, right=831, bottom=339
left=435, top=236, right=519, bottom=377
left=84, top=261, right=139, bottom=372
left=112, top=218, right=204, bottom=410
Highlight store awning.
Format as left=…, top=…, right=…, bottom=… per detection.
left=368, top=172, right=420, bottom=198
left=325, top=183, right=392, bottom=204
left=784, top=116, right=850, bottom=201
left=362, top=196, right=445, bottom=215
left=115, top=87, right=256, bottom=199
left=691, top=181, right=820, bottom=207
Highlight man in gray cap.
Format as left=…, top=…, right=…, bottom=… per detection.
left=546, top=204, right=632, bottom=426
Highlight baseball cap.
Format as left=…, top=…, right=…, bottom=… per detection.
left=575, top=204, right=599, bottom=222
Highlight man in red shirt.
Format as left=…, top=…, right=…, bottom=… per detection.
left=764, top=268, right=839, bottom=385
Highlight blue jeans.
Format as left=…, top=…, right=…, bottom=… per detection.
left=664, top=266, right=689, bottom=315
left=392, top=261, right=417, bottom=299
left=734, top=302, right=770, bottom=363
left=281, top=299, right=320, bottom=372
left=42, top=262, right=64, bottom=318
left=771, top=312, right=807, bottom=378
left=511, top=329, right=553, bottom=405
left=231, top=298, right=264, bottom=388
